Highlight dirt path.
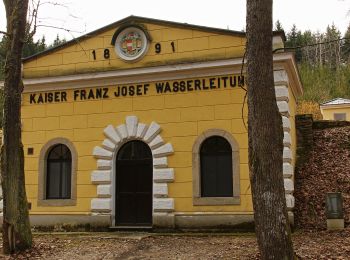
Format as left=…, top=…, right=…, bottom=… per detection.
left=0, top=229, right=349, bottom=259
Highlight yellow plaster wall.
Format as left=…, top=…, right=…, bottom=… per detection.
left=321, top=106, right=350, bottom=120
left=22, top=75, right=250, bottom=214
left=23, top=22, right=245, bottom=78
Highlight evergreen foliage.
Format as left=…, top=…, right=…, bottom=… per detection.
left=0, top=33, right=66, bottom=126
left=282, top=22, right=350, bottom=103
left=49, top=34, right=67, bottom=48
left=274, top=20, right=284, bottom=31
left=0, top=33, right=66, bottom=79
left=22, top=35, right=46, bottom=59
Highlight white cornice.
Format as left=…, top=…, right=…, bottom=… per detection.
left=273, top=52, right=303, bottom=97
left=22, top=53, right=303, bottom=96
left=23, top=58, right=245, bottom=92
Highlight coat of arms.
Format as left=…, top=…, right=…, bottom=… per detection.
left=115, top=27, right=149, bottom=61
left=121, top=32, right=143, bottom=56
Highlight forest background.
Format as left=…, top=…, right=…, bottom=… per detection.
left=0, top=20, right=349, bottom=123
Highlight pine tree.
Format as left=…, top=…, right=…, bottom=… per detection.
left=286, top=24, right=303, bottom=62
left=274, top=20, right=283, bottom=31
left=50, top=34, right=66, bottom=48
left=22, top=35, right=46, bottom=58
left=300, top=30, right=315, bottom=64
left=342, top=23, right=350, bottom=62
left=324, top=24, right=341, bottom=69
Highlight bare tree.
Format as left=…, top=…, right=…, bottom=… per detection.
left=1, top=0, right=32, bottom=253
left=246, top=0, right=294, bottom=259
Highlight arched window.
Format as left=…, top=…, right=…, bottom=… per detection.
left=192, top=129, right=240, bottom=205
left=46, top=144, right=72, bottom=199
left=200, top=136, right=233, bottom=197
left=38, top=138, right=77, bottom=206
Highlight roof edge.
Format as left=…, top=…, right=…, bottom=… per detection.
left=23, top=15, right=284, bottom=63
left=320, top=103, right=350, bottom=109
left=273, top=51, right=303, bottom=97
left=320, top=97, right=350, bottom=106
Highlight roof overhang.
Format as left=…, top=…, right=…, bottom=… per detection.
left=22, top=52, right=303, bottom=95
left=22, top=58, right=247, bottom=92
left=320, top=104, right=350, bottom=110
left=272, top=52, right=303, bottom=97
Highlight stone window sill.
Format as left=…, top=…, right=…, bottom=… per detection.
left=193, top=197, right=240, bottom=206
left=37, top=199, right=76, bottom=207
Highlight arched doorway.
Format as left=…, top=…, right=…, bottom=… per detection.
left=115, top=140, right=153, bottom=226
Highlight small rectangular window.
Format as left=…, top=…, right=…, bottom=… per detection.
left=334, top=113, right=346, bottom=121
left=27, top=147, right=34, bottom=155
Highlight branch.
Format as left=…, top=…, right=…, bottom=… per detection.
left=0, top=31, right=10, bottom=36
left=27, top=0, right=40, bottom=39
left=35, top=24, right=85, bottom=34
left=38, top=1, right=70, bottom=8
left=26, top=0, right=81, bottom=40
left=37, top=1, right=82, bottom=20
left=35, top=24, right=88, bottom=57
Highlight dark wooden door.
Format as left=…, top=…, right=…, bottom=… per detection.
left=115, top=141, right=153, bottom=226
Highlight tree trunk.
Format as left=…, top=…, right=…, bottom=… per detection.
left=246, top=0, right=294, bottom=259
left=1, top=0, right=32, bottom=254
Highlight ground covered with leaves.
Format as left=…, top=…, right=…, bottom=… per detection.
left=295, top=126, right=350, bottom=229
left=0, top=229, right=348, bottom=259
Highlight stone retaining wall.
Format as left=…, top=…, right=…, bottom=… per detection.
left=296, top=115, right=350, bottom=169
left=295, top=114, right=314, bottom=169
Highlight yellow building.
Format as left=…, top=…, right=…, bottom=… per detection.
left=320, top=98, right=350, bottom=121
left=6, top=16, right=303, bottom=228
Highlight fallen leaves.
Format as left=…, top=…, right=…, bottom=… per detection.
left=295, top=126, right=350, bottom=230
left=0, top=231, right=348, bottom=259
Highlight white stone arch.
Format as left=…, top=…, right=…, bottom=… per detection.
left=90, top=115, right=175, bottom=226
